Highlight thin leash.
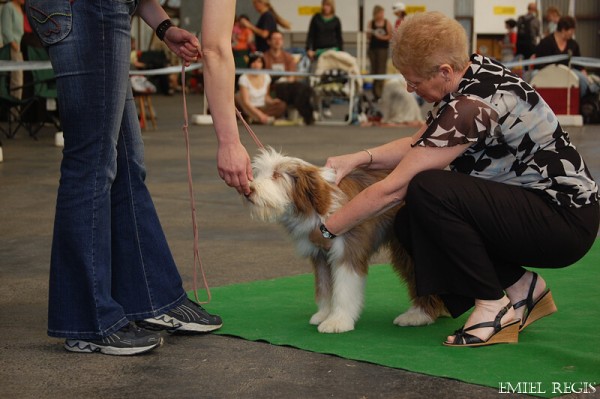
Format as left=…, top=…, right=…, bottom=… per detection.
left=179, top=64, right=265, bottom=304
left=235, top=107, right=264, bottom=149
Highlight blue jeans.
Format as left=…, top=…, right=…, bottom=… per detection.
left=26, top=0, right=186, bottom=339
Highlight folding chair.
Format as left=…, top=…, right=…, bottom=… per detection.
left=26, top=46, right=61, bottom=139
left=0, top=45, right=36, bottom=138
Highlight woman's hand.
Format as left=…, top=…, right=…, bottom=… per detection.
left=325, top=152, right=365, bottom=185
left=163, top=27, right=201, bottom=66
left=217, top=141, right=253, bottom=195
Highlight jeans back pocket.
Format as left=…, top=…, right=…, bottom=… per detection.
left=26, top=0, right=73, bottom=46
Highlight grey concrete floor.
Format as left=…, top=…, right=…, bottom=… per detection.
left=1, top=94, right=599, bottom=399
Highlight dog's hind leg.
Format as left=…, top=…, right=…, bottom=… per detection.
left=317, top=262, right=365, bottom=333
left=309, top=252, right=333, bottom=326
left=389, top=240, right=448, bottom=326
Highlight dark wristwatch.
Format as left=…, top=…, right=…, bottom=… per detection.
left=156, top=19, right=174, bottom=41
left=319, top=224, right=336, bottom=239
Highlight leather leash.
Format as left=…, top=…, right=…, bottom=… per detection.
left=180, top=64, right=265, bottom=304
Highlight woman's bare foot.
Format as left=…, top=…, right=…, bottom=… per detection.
left=446, top=296, right=516, bottom=344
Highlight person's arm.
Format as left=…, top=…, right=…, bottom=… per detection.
left=136, top=0, right=199, bottom=65
left=335, top=17, right=344, bottom=51
left=284, top=52, right=297, bottom=82
left=382, top=19, right=394, bottom=41
left=366, top=20, right=373, bottom=40
left=321, top=142, right=470, bottom=238
left=1, top=6, right=18, bottom=52
left=325, top=126, right=427, bottom=184
left=200, top=0, right=253, bottom=195
left=241, top=15, right=270, bottom=40
left=306, top=16, right=316, bottom=59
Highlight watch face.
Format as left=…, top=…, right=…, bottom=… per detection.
left=320, top=224, right=334, bottom=239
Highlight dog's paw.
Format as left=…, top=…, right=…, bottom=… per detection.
left=309, top=310, right=330, bottom=326
left=317, top=315, right=355, bottom=333
left=393, top=306, right=435, bottom=327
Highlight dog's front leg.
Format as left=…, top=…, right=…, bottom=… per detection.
left=318, top=262, right=365, bottom=333
left=309, top=252, right=332, bottom=326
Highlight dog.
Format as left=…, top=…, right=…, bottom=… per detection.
left=380, top=78, right=425, bottom=126
left=244, top=147, right=447, bottom=333
left=273, top=82, right=316, bottom=125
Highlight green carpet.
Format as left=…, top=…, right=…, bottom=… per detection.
left=195, top=240, right=600, bottom=398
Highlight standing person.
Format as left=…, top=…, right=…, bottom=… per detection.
left=366, top=5, right=392, bottom=100
left=544, top=6, right=561, bottom=37
left=391, top=2, right=406, bottom=31
left=232, top=14, right=255, bottom=70
left=305, top=0, right=343, bottom=62
left=499, top=18, right=517, bottom=63
left=1, top=0, right=25, bottom=101
left=241, top=0, right=290, bottom=53
left=25, top=0, right=252, bottom=356
left=516, top=2, right=541, bottom=59
left=313, top=12, right=598, bottom=347
left=306, top=0, right=343, bottom=117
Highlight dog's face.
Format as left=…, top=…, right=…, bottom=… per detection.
left=245, top=147, right=336, bottom=223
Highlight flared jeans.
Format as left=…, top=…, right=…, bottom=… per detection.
left=27, top=0, right=186, bottom=339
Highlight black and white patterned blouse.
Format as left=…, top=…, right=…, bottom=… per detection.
left=414, top=53, right=598, bottom=208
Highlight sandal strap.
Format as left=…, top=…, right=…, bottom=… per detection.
left=451, top=304, right=512, bottom=345
left=451, top=329, right=484, bottom=345
left=513, top=272, right=538, bottom=311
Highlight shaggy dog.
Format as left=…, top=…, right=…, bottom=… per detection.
left=244, top=147, right=446, bottom=333
left=273, top=82, right=316, bottom=125
left=380, top=78, right=424, bottom=126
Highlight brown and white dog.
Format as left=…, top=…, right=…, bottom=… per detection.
left=244, top=147, right=447, bottom=333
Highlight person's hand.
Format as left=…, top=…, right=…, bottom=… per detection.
left=325, top=153, right=361, bottom=185
left=307, top=50, right=316, bottom=60
left=240, top=19, right=252, bottom=29
left=217, top=141, right=253, bottom=195
left=309, top=226, right=333, bottom=250
left=163, top=27, right=201, bottom=66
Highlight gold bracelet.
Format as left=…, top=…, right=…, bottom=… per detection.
left=363, top=149, right=373, bottom=167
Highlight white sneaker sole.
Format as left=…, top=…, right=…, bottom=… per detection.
left=144, top=314, right=222, bottom=332
left=64, top=337, right=163, bottom=356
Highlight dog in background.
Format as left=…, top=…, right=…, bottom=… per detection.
left=273, top=82, right=316, bottom=125
left=379, top=78, right=425, bottom=126
left=244, top=147, right=447, bottom=333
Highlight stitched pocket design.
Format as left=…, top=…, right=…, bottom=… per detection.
left=26, top=0, right=73, bottom=46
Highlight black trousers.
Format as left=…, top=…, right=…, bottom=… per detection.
left=394, top=170, right=599, bottom=318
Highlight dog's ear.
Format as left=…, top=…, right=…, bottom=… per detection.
left=290, top=165, right=331, bottom=216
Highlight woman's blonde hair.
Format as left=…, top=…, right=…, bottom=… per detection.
left=256, top=0, right=292, bottom=29
left=322, top=0, right=336, bottom=15
left=391, top=12, right=469, bottom=79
